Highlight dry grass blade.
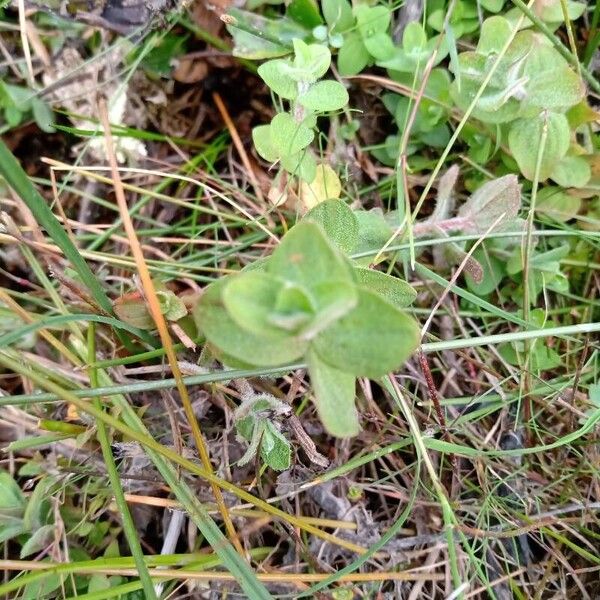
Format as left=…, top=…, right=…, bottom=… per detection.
left=97, top=100, right=245, bottom=555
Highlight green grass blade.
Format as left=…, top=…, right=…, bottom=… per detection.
left=0, top=313, right=150, bottom=349
left=0, top=140, right=112, bottom=314
left=0, top=141, right=155, bottom=349
left=88, top=324, right=158, bottom=600
left=0, top=348, right=274, bottom=600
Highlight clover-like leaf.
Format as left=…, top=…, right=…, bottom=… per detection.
left=536, top=186, right=582, bottom=221
left=549, top=155, right=591, bottom=188
left=291, top=39, right=331, bottom=81
left=307, top=349, right=359, bottom=437
left=298, top=80, right=349, bottom=111
left=258, top=59, right=298, bottom=100
left=252, top=125, right=279, bottom=162
left=337, top=32, right=370, bottom=76
left=270, top=112, right=314, bottom=157
left=508, top=112, right=570, bottom=181
left=522, top=43, right=584, bottom=111
left=355, top=4, right=390, bottom=38
left=363, top=32, right=395, bottom=61
left=355, top=268, right=417, bottom=308
left=322, top=0, right=354, bottom=32
left=476, top=16, right=512, bottom=55
left=304, top=198, right=358, bottom=253
left=312, top=288, right=420, bottom=378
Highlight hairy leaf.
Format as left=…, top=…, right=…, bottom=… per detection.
left=307, top=349, right=359, bottom=437
left=270, top=112, right=314, bottom=157
left=508, top=112, right=570, bottom=181
left=298, top=80, right=349, bottom=111
left=355, top=268, right=417, bottom=308
left=194, top=279, right=307, bottom=367
left=313, top=288, right=420, bottom=378
left=458, top=175, right=521, bottom=232
left=266, top=221, right=354, bottom=288
left=304, top=198, right=358, bottom=253
left=258, top=60, right=298, bottom=100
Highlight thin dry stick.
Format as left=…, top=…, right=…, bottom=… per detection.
left=16, top=0, right=34, bottom=88
left=0, top=560, right=445, bottom=583
left=42, top=158, right=278, bottom=242
left=122, top=494, right=357, bottom=529
left=417, top=349, right=458, bottom=476
left=212, top=91, right=265, bottom=205
left=97, top=99, right=245, bottom=557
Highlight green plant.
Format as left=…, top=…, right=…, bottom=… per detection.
left=450, top=15, right=588, bottom=186
left=0, top=82, right=54, bottom=133
left=428, top=0, right=506, bottom=38
left=372, top=68, right=452, bottom=167
left=234, top=392, right=292, bottom=471
left=194, top=200, right=419, bottom=438
left=252, top=39, right=348, bottom=183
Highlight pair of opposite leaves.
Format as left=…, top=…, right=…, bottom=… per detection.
left=193, top=208, right=420, bottom=437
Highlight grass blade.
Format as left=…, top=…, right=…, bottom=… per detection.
left=87, top=324, right=158, bottom=600
left=0, top=140, right=154, bottom=349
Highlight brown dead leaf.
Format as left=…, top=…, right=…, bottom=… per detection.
left=172, top=57, right=209, bottom=83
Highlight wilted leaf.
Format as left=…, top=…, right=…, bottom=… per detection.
left=458, top=175, right=521, bottom=232
left=299, top=164, right=342, bottom=210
